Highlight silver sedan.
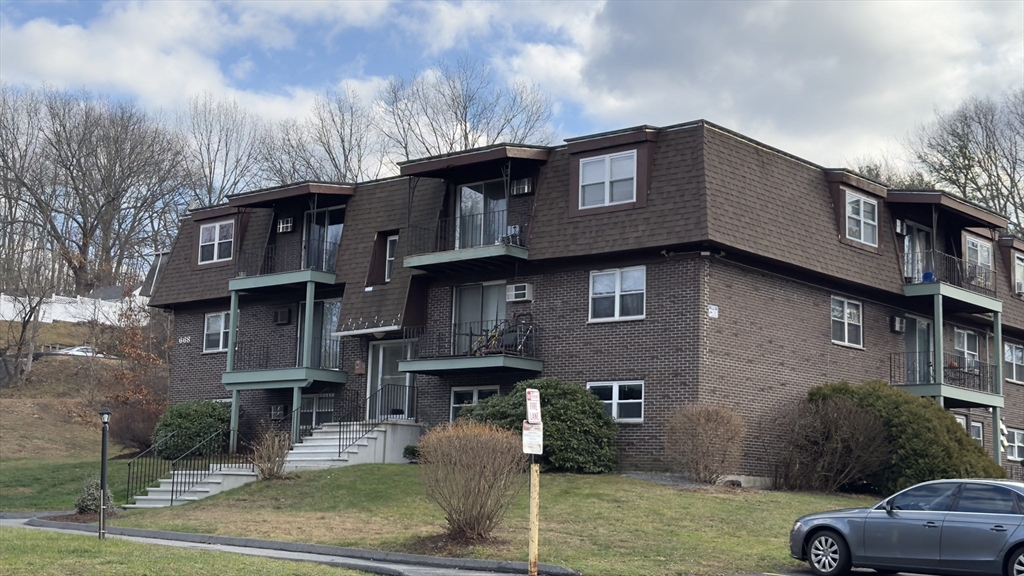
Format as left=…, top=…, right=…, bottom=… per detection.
left=790, top=479, right=1024, bottom=576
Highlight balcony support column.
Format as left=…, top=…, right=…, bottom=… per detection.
left=994, top=311, right=1003, bottom=466
left=229, top=389, right=240, bottom=454
left=302, top=280, right=315, bottom=368
left=226, top=290, right=239, bottom=371
left=933, top=293, right=944, bottom=386
left=292, top=385, right=302, bottom=443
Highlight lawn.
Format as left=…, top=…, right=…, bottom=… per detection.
left=0, top=526, right=367, bottom=575
left=113, top=464, right=879, bottom=576
left=0, top=456, right=133, bottom=510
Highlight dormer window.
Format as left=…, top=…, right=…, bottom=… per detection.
left=199, top=221, right=234, bottom=264
left=845, top=191, right=877, bottom=247
left=580, top=151, right=636, bottom=209
left=1015, top=254, right=1024, bottom=294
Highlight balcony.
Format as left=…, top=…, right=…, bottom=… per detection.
left=222, top=337, right=347, bottom=390
left=902, top=250, right=1000, bottom=312
left=398, top=318, right=542, bottom=375
left=403, top=208, right=530, bottom=273
left=229, top=236, right=340, bottom=291
left=889, top=351, right=1002, bottom=409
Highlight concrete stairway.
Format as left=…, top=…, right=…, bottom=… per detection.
left=124, top=464, right=258, bottom=509
left=283, top=420, right=422, bottom=472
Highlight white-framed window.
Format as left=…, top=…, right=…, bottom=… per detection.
left=590, top=266, right=645, bottom=322
left=1015, top=255, right=1024, bottom=294
left=199, top=221, right=234, bottom=264
left=971, top=421, right=984, bottom=446
left=955, top=414, right=967, bottom=430
left=966, top=236, right=993, bottom=271
left=1006, top=343, right=1024, bottom=382
left=203, top=311, right=231, bottom=353
left=830, top=296, right=862, bottom=347
left=385, top=235, right=399, bottom=283
left=450, top=386, right=498, bottom=421
left=579, top=150, right=637, bottom=209
left=1007, top=428, right=1024, bottom=461
left=955, top=328, right=979, bottom=368
left=845, top=191, right=878, bottom=247
left=587, top=381, right=644, bottom=422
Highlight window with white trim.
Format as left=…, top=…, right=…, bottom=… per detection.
left=955, top=414, right=967, bottom=430
left=971, top=421, right=984, bottom=446
left=199, top=221, right=234, bottom=264
left=955, top=328, right=979, bottom=368
left=830, top=296, right=862, bottom=347
left=966, top=236, right=993, bottom=271
left=1008, top=428, right=1024, bottom=461
left=587, top=381, right=643, bottom=422
left=204, top=311, right=231, bottom=352
left=450, top=386, right=498, bottom=421
left=579, top=151, right=636, bottom=209
left=1015, top=254, right=1024, bottom=294
left=1006, top=343, right=1024, bottom=382
left=590, top=266, right=645, bottom=321
left=385, top=235, right=399, bottom=283
left=845, top=191, right=878, bottom=247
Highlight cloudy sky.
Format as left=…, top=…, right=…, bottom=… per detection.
left=1, top=0, right=1021, bottom=168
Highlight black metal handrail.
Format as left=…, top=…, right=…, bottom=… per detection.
left=168, top=430, right=252, bottom=505
left=890, top=351, right=997, bottom=394
left=407, top=207, right=531, bottom=256
left=404, top=318, right=538, bottom=360
left=904, top=250, right=996, bottom=298
left=337, top=383, right=414, bottom=457
left=235, top=236, right=341, bottom=277
left=234, top=337, right=341, bottom=371
left=125, top=432, right=176, bottom=505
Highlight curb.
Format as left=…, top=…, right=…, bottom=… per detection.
left=25, top=517, right=579, bottom=576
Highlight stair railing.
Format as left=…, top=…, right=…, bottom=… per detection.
left=338, top=383, right=415, bottom=458
left=125, top=432, right=176, bottom=505
left=168, top=429, right=253, bottom=505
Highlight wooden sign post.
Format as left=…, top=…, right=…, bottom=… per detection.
left=524, top=388, right=543, bottom=576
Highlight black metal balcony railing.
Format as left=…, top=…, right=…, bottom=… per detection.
left=404, top=318, right=538, bottom=360
left=233, top=336, right=341, bottom=371
left=235, top=236, right=341, bottom=278
left=904, top=250, right=996, bottom=298
left=407, top=208, right=530, bottom=256
left=890, top=351, right=998, bottom=394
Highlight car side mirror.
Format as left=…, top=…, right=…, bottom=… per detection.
left=885, top=498, right=894, bottom=513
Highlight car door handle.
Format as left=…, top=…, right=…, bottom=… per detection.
left=923, top=521, right=939, bottom=528
left=992, top=526, right=1008, bottom=532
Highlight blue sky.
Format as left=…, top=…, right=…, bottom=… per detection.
left=1, top=0, right=1021, bottom=168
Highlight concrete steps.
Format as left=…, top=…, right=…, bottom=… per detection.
left=124, top=464, right=257, bottom=509
left=283, top=420, right=422, bottom=472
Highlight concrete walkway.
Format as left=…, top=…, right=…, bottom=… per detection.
left=1, top=516, right=577, bottom=576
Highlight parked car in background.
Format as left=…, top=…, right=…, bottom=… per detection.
left=54, top=345, right=108, bottom=358
left=790, top=479, right=1024, bottom=576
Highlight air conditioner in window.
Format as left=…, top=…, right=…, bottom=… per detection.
left=277, top=218, right=293, bottom=233
left=1016, top=280, right=1024, bottom=295
left=269, top=405, right=286, bottom=420
left=506, top=283, right=534, bottom=303
left=890, top=316, right=906, bottom=334
left=273, top=308, right=291, bottom=325
left=511, top=178, right=532, bottom=196
left=895, top=219, right=908, bottom=236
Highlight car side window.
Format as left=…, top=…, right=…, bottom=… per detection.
left=954, top=485, right=1020, bottom=515
left=891, top=483, right=959, bottom=512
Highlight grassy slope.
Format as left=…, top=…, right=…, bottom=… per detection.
left=0, top=456, right=133, bottom=510
left=114, top=464, right=879, bottom=576
left=0, top=527, right=367, bottom=576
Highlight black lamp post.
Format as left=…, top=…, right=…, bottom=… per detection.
left=98, top=406, right=111, bottom=540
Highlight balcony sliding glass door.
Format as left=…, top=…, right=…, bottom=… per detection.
left=456, top=181, right=507, bottom=249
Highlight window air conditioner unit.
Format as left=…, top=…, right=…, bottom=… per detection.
left=890, top=316, right=907, bottom=334
left=511, top=178, right=532, bottom=196
left=277, top=218, right=293, bottom=233
left=895, top=219, right=908, bottom=236
left=273, top=308, right=291, bottom=325
left=270, top=405, right=286, bottom=420
left=1016, top=280, right=1024, bottom=295
left=506, top=283, right=534, bottom=303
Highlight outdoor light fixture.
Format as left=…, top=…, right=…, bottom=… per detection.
left=98, top=406, right=111, bottom=540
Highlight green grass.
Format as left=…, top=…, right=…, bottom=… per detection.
left=0, top=456, right=133, bottom=511
left=114, top=464, right=880, bottom=576
left=0, top=526, right=367, bottom=575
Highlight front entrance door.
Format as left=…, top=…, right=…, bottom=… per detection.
left=903, top=222, right=933, bottom=282
left=299, top=392, right=335, bottom=435
left=904, top=317, right=933, bottom=384
left=367, top=342, right=413, bottom=420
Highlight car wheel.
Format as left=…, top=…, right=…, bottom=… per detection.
left=1009, top=548, right=1024, bottom=576
left=807, top=530, right=851, bottom=576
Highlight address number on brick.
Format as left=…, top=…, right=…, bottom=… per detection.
left=177, top=336, right=191, bottom=345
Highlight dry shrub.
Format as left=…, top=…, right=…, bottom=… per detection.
left=248, top=427, right=292, bottom=480
left=770, top=397, right=890, bottom=492
left=109, top=397, right=166, bottom=452
left=664, top=404, right=746, bottom=484
left=418, top=421, right=528, bottom=540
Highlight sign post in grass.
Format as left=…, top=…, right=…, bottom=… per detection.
left=523, top=388, right=543, bottom=576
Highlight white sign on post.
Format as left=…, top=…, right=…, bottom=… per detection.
left=526, top=388, right=542, bottom=424
left=523, top=421, right=543, bottom=454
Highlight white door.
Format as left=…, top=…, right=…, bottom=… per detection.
left=367, top=342, right=412, bottom=420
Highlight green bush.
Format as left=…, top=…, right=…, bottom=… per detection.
left=808, top=380, right=1005, bottom=493
left=152, top=400, right=230, bottom=459
left=75, top=478, right=113, bottom=514
left=461, top=377, right=618, bottom=473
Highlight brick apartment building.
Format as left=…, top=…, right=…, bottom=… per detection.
left=148, top=119, right=1024, bottom=481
